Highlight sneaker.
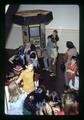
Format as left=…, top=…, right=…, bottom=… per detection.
left=50, top=73, right=56, bottom=77
left=49, top=69, right=52, bottom=72
left=42, top=68, right=46, bottom=70
left=46, top=68, right=49, bottom=71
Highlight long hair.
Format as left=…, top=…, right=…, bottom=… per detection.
left=66, top=41, right=75, bottom=49
left=8, top=81, right=22, bottom=102
left=63, top=93, right=78, bottom=115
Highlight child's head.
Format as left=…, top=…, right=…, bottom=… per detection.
left=52, top=30, right=58, bottom=36
left=8, top=81, right=22, bottom=102
left=63, top=93, right=78, bottom=115
left=49, top=91, right=59, bottom=102
left=25, top=60, right=33, bottom=71
left=25, top=42, right=31, bottom=49
left=66, top=41, right=75, bottom=49
left=30, top=51, right=36, bottom=59
left=71, top=56, right=77, bottom=64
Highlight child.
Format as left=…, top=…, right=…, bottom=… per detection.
left=30, top=51, right=38, bottom=69
left=65, top=56, right=78, bottom=86
left=7, top=81, right=27, bottom=115
left=24, top=42, right=31, bottom=64
left=47, top=35, right=53, bottom=55
left=69, top=73, right=79, bottom=91
left=16, top=61, right=35, bottom=94
left=46, top=35, right=53, bottom=71
left=12, top=58, right=23, bottom=76
left=63, top=93, right=79, bottom=115
left=19, top=45, right=25, bottom=65
left=36, top=47, right=44, bottom=70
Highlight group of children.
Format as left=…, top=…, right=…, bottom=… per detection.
left=5, top=29, right=79, bottom=115
left=6, top=83, right=79, bottom=115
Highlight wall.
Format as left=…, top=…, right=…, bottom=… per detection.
left=46, top=29, right=79, bottom=53
left=18, top=5, right=79, bottom=30
left=5, top=5, right=79, bottom=53
left=5, top=24, right=23, bottom=49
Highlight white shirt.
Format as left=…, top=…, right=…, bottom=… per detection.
left=69, top=76, right=79, bottom=90
left=7, top=93, right=27, bottom=115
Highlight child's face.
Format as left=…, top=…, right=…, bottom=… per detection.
left=71, top=59, right=76, bottom=64
left=26, top=63, right=33, bottom=71
left=49, top=101, right=54, bottom=107
left=53, top=31, right=57, bottom=36
left=26, top=43, right=31, bottom=48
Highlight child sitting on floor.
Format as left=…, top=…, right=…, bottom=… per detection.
left=7, top=81, right=27, bottom=115
left=65, top=56, right=78, bottom=86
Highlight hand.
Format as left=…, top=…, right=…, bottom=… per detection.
left=52, top=62, right=55, bottom=65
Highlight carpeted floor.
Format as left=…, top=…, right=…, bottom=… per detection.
left=39, top=54, right=65, bottom=95
left=5, top=49, right=65, bottom=95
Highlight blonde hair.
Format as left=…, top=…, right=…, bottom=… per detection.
left=8, top=81, right=22, bottom=102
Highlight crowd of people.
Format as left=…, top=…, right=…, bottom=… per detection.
left=5, top=29, right=79, bottom=115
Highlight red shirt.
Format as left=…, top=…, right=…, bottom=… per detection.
left=66, top=63, right=78, bottom=80
left=56, top=110, right=65, bottom=115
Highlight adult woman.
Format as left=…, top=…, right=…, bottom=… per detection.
left=65, top=41, right=78, bottom=64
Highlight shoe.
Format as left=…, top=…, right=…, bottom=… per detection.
left=46, top=68, right=49, bottom=71
left=42, top=68, right=46, bottom=70
left=49, top=69, right=52, bottom=72
left=50, top=73, right=56, bottom=77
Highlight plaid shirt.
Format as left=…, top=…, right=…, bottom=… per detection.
left=66, top=63, right=78, bottom=80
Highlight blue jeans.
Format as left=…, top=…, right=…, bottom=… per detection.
left=43, top=57, right=49, bottom=69
left=20, top=54, right=25, bottom=65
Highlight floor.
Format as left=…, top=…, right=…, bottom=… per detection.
left=5, top=53, right=65, bottom=95
left=39, top=54, right=65, bottom=95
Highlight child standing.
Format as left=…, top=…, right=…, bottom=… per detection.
left=46, top=35, right=53, bottom=71
left=43, top=48, right=50, bottom=71
left=50, top=41, right=58, bottom=77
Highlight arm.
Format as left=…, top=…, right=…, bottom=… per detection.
left=16, top=71, right=24, bottom=84
left=66, top=69, right=75, bottom=74
left=69, top=80, right=74, bottom=89
left=66, top=64, right=78, bottom=74
left=9, top=55, right=15, bottom=64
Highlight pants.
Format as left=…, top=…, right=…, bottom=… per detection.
left=38, top=58, right=44, bottom=69
left=65, top=71, right=69, bottom=86
left=43, top=57, right=49, bottom=69
left=51, top=58, right=56, bottom=74
left=47, top=51, right=52, bottom=70
left=20, top=55, right=25, bottom=65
